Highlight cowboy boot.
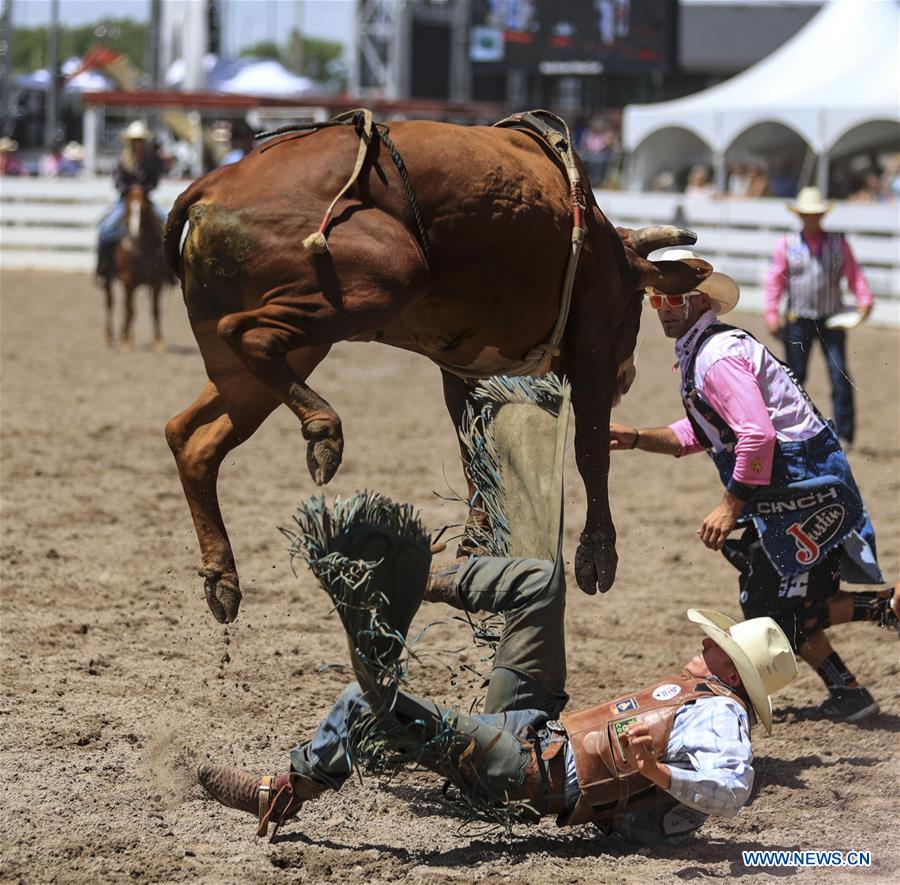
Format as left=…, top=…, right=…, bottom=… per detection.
left=197, top=763, right=327, bottom=840
left=423, top=556, right=470, bottom=608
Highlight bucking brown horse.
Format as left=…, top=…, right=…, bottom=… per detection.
left=105, top=184, right=168, bottom=350
left=163, top=112, right=709, bottom=623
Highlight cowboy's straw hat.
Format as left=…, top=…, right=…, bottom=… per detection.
left=789, top=186, right=833, bottom=215
left=122, top=120, right=151, bottom=141
left=656, top=248, right=740, bottom=315
left=62, top=141, right=85, bottom=162
left=687, top=609, right=798, bottom=734
left=0, top=136, right=19, bottom=153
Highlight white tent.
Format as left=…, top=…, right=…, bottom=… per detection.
left=623, top=0, right=900, bottom=191
left=216, top=60, right=320, bottom=98
left=165, top=55, right=322, bottom=98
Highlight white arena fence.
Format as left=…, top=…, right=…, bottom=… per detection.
left=1, top=179, right=898, bottom=327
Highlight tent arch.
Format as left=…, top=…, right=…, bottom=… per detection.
left=827, top=118, right=900, bottom=159
left=722, top=116, right=816, bottom=158
left=629, top=125, right=713, bottom=192
left=724, top=120, right=815, bottom=194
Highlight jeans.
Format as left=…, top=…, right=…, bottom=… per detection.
left=98, top=198, right=167, bottom=245
left=290, top=556, right=567, bottom=794
left=784, top=318, right=854, bottom=443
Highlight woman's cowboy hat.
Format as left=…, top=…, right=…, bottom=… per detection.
left=687, top=609, right=798, bottom=734
left=789, top=186, right=833, bottom=215
left=62, top=141, right=85, bottom=162
left=122, top=120, right=151, bottom=141
left=0, top=136, right=19, bottom=152
left=655, top=248, right=740, bottom=315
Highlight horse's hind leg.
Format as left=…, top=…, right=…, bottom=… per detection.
left=216, top=268, right=425, bottom=486
left=218, top=305, right=343, bottom=485
left=166, top=342, right=330, bottom=622
left=150, top=282, right=164, bottom=350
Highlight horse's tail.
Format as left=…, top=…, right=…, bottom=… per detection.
left=162, top=178, right=205, bottom=279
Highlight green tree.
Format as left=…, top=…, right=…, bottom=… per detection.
left=238, top=40, right=283, bottom=62
left=300, top=36, right=346, bottom=87
left=12, top=18, right=149, bottom=73
left=240, top=31, right=346, bottom=89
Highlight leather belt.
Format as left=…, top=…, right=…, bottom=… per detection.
left=540, top=733, right=569, bottom=816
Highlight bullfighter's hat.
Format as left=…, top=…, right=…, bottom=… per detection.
left=656, top=249, right=740, bottom=315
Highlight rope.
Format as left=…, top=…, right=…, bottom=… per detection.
left=301, top=109, right=373, bottom=254
left=256, top=110, right=430, bottom=267
left=376, top=125, right=430, bottom=267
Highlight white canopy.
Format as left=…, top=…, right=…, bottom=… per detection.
left=624, top=0, right=900, bottom=158
left=216, top=60, right=319, bottom=98
left=165, top=55, right=322, bottom=98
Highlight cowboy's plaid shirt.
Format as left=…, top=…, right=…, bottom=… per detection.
left=563, top=694, right=754, bottom=844
left=664, top=694, right=754, bottom=815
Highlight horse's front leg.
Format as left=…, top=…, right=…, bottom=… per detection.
left=121, top=281, right=135, bottom=351
left=103, top=278, right=115, bottom=346
left=570, top=372, right=618, bottom=594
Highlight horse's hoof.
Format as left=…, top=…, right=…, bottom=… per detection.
left=307, top=437, right=342, bottom=486
left=303, top=419, right=343, bottom=486
left=121, top=339, right=133, bottom=353
left=575, top=530, right=618, bottom=595
left=153, top=339, right=165, bottom=352
left=204, top=576, right=242, bottom=623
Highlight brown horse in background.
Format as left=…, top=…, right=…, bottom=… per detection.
left=104, top=184, right=168, bottom=350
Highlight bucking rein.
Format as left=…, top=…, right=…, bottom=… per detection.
left=256, top=109, right=587, bottom=380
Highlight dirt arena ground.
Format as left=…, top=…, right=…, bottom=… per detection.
left=1, top=269, right=898, bottom=884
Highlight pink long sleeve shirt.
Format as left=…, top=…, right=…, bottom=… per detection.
left=669, top=311, right=825, bottom=488
left=763, top=231, right=872, bottom=327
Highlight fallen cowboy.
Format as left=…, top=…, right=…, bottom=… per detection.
left=197, top=375, right=799, bottom=845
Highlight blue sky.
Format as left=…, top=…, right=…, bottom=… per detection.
left=12, top=0, right=356, bottom=55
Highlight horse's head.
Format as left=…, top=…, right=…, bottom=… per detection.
left=124, top=184, right=156, bottom=246
left=612, top=225, right=708, bottom=404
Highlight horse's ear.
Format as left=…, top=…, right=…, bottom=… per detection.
left=635, top=258, right=712, bottom=294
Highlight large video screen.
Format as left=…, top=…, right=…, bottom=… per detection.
left=470, top=0, right=676, bottom=72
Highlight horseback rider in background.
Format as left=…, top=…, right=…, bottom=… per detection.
left=96, top=121, right=167, bottom=282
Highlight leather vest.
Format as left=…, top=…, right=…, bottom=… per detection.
left=558, top=672, right=747, bottom=827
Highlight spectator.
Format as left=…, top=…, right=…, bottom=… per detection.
left=580, top=118, right=615, bottom=186
left=59, top=141, right=85, bottom=177
left=744, top=163, right=770, bottom=198
left=220, top=122, right=256, bottom=167
left=685, top=164, right=715, bottom=197
left=727, top=163, right=750, bottom=197
left=879, top=153, right=900, bottom=201
left=848, top=172, right=885, bottom=203
left=652, top=170, right=677, bottom=192
left=768, top=159, right=799, bottom=198
left=0, top=136, right=26, bottom=176
left=40, top=137, right=65, bottom=177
